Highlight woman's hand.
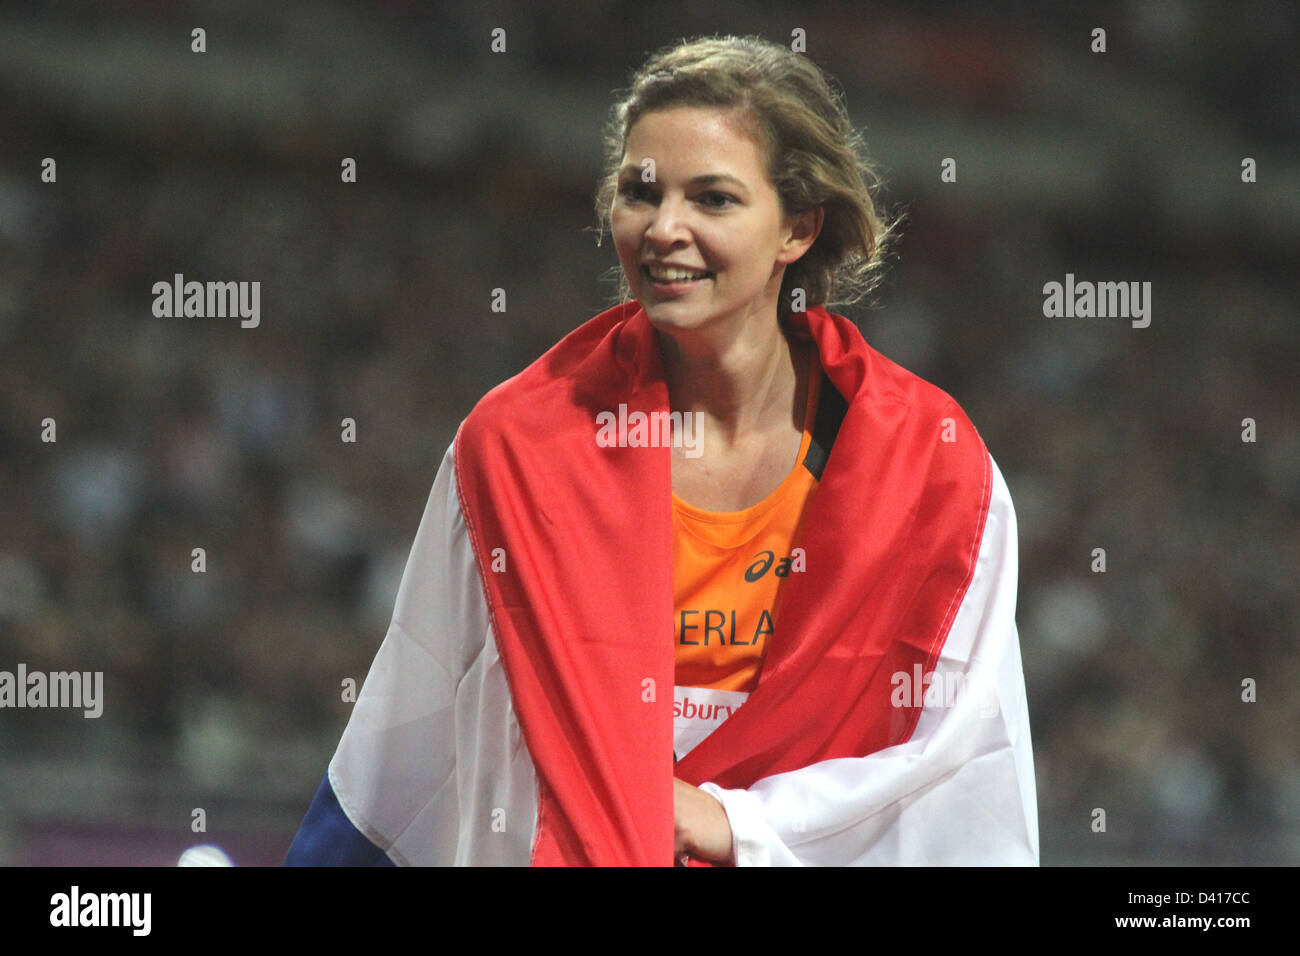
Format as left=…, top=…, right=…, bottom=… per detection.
left=673, top=777, right=735, bottom=865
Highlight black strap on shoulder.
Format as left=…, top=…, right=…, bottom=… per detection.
left=802, top=371, right=848, bottom=481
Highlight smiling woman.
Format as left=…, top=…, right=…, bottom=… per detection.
left=612, top=106, right=816, bottom=347
left=285, top=34, right=1038, bottom=867
left=593, top=36, right=892, bottom=331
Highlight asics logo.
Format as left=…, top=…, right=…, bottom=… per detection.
left=743, top=548, right=806, bottom=582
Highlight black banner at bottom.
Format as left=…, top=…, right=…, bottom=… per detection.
left=0, top=865, right=1275, bottom=943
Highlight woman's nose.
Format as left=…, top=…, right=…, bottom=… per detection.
left=644, top=194, right=690, bottom=246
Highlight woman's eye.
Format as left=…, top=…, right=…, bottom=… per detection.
left=699, top=191, right=735, bottom=208
left=618, top=185, right=735, bottom=209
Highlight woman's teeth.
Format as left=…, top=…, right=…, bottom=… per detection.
left=646, top=266, right=712, bottom=282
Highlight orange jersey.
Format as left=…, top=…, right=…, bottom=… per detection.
left=671, top=344, right=822, bottom=755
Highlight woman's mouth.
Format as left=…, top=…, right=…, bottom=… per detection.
left=642, top=265, right=714, bottom=291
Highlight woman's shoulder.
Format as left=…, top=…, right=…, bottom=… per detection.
left=869, top=342, right=972, bottom=422
left=456, top=301, right=643, bottom=455
left=818, top=309, right=982, bottom=437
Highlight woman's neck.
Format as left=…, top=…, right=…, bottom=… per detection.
left=655, top=317, right=808, bottom=447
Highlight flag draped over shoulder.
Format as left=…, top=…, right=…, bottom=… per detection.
left=451, top=302, right=996, bottom=866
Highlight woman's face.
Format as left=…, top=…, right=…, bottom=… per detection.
left=611, top=106, right=818, bottom=340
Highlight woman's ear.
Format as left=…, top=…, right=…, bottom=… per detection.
left=779, top=206, right=824, bottom=265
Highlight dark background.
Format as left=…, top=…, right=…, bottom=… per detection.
left=0, top=0, right=1296, bottom=865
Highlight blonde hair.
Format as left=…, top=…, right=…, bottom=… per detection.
left=593, top=34, right=897, bottom=326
